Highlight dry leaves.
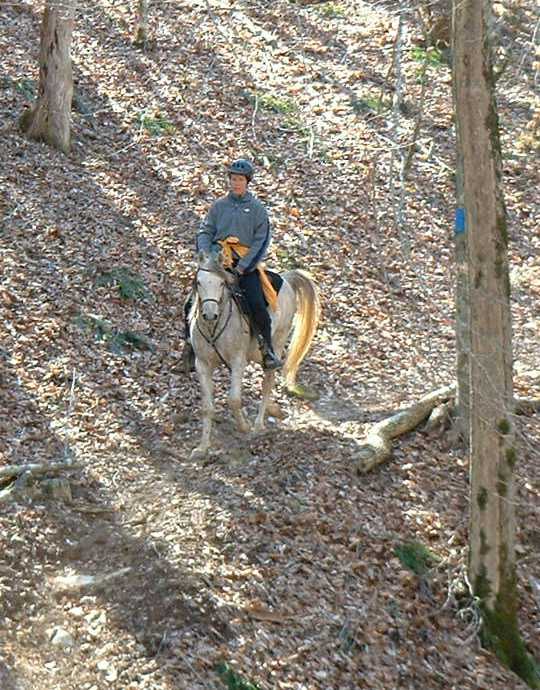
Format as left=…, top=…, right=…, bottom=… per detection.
left=0, top=1, right=538, bottom=690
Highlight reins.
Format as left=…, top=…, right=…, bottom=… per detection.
left=194, top=267, right=243, bottom=372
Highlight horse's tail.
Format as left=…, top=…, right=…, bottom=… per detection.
left=282, top=269, right=320, bottom=389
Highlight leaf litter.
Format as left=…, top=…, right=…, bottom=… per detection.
left=0, top=1, right=538, bottom=689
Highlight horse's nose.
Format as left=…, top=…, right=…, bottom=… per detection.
left=203, top=312, right=217, bottom=321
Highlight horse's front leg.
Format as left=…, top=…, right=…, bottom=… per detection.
left=228, top=359, right=250, bottom=434
left=254, top=370, right=276, bottom=433
left=191, top=360, right=215, bottom=460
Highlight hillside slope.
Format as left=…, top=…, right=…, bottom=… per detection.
left=0, top=1, right=538, bottom=689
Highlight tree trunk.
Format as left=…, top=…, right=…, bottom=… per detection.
left=134, top=0, right=150, bottom=46
left=453, top=1, right=539, bottom=686
left=21, top=0, right=74, bottom=154
left=452, top=1, right=470, bottom=444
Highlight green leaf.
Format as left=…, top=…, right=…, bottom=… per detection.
left=216, top=662, right=261, bottom=690
left=286, top=382, right=319, bottom=401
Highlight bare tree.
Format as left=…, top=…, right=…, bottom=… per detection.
left=453, top=0, right=539, bottom=687
left=19, top=0, right=75, bottom=154
left=134, top=0, right=150, bottom=46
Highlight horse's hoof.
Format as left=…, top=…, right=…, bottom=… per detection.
left=267, top=402, right=285, bottom=419
left=252, top=423, right=266, bottom=434
left=190, top=447, right=208, bottom=461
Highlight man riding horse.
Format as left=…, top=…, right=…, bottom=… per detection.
left=182, top=159, right=283, bottom=372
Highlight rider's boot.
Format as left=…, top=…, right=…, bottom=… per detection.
left=257, top=334, right=283, bottom=371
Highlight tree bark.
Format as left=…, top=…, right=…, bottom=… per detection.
left=21, top=0, right=74, bottom=154
left=453, top=1, right=539, bottom=685
left=452, top=12, right=470, bottom=443
left=134, top=0, right=150, bottom=46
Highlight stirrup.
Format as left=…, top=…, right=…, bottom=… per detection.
left=262, top=349, right=283, bottom=371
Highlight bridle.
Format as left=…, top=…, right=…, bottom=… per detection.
left=194, top=266, right=235, bottom=370
left=197, top=267, right=228, bottom=316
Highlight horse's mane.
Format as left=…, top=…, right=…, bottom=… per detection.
left=199, top=252, right=229, bottom=281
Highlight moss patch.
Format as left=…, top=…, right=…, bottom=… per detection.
left=481, top=602, right=540, bottom=688
left=477, top=486, right=488, bottom=510
left=506, top=447, right=517, bottom=469
left=474, top=565, right=540, bottom=687
left=394, top=541, right=440, bottom=576
left=496, top=472, right=508, bottom=497
left=497, top=418, right=511, bottom=435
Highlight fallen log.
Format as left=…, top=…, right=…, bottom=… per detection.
left=356, top=384, right=456, bottom=474
left=515, top=397, right=540, bottom=415
left=0, top=461, right=81, bottom=504
left=355, top=383, right=539, bottom=474
left=52, top=568, right=132, bottom=593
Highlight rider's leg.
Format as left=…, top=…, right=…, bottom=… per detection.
left=239, top=271, right=282, bottom=370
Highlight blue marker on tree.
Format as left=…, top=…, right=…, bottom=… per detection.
left=455, top=207, right=466, bottom=234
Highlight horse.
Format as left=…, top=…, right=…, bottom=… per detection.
left=188, top=250, right=320, bottom=459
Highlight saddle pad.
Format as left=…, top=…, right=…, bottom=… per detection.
left=265, top=270, right=284, bottom=295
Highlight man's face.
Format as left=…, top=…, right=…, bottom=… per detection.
left=229, top=173, right=248, bottom=196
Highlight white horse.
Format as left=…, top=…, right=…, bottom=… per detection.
left=189, top=250, right=320, bottom=459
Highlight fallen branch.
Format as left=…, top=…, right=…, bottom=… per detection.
left=52, top=567, right=132, bottom=593
left=356, top=384, right=456, bottom=474
left=0, top=461, right=81, bottom=481
left=355, top=384, right=539, bottom=474
left=424, top=401, right=451, bottom=432
left=514, top=397, right=540, bottom=414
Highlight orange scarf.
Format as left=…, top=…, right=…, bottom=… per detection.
left=218, top=237, right=278, bottom=311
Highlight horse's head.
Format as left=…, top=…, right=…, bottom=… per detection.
left=196, top=250, right=234, bottom=322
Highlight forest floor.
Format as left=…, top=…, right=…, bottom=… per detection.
left=0, top=1, right=539, bottom=689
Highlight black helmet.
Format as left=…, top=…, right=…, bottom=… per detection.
left=227, top=158, right=254, bottom=181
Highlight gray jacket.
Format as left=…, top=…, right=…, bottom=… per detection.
left=196, top=191, right=271, bottom=273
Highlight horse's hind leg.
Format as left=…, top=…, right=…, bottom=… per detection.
left=191, top=361, right=214, bottom=460
left=229, top=361, right=250, bottom=434
left=254, top=370, right=276, bottom=433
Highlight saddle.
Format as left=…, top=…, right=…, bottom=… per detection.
left=229, top=270, right=283, bottom=333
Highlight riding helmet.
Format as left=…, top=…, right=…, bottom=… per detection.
left=227, top=159, right=254, bottom=182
